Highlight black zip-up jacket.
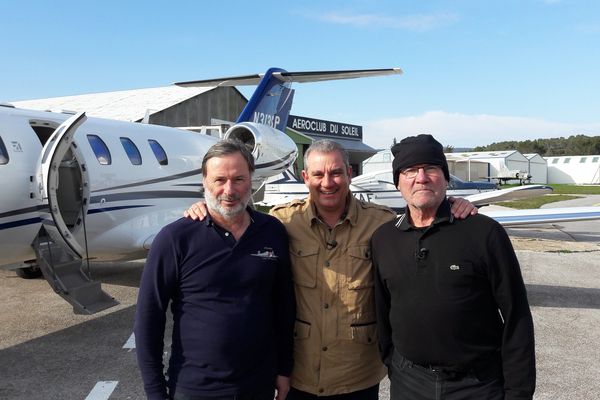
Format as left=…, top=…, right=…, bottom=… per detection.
left=372, top=199, right=535, bottom=399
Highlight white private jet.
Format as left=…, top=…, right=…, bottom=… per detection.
left=0, top=67, right=402, bottom=314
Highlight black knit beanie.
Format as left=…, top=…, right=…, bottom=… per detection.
left=391, top=134, right=450, bottom=186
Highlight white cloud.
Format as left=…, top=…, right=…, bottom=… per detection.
left=316, top=11, right=458, bottom=31
left=363, top=111, right=600, bottom=150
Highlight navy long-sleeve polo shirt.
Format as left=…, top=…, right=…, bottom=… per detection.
left=134, top=209, right=295, bottom=400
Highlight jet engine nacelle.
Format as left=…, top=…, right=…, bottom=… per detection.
left=224, top=122, right=298, bottom=180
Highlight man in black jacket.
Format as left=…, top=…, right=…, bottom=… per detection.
left=371, top=134, right=535, bottom=400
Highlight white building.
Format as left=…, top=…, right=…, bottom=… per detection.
left=362, top=149, right=492, bottom=182
left=361, top=150, right=393, bottom=176
left=444, top=154, right=492, bottom=182
left=546, top=155, right=600, bottom=184
left=524, top=153, right=548, bottom=183
left=447, top=150, right=532, bottom=182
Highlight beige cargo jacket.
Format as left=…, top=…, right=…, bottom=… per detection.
left=270, top=196, right=396, bottom=395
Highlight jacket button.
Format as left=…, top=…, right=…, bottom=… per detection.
left=322, top=346, right=328, bottom=351
left=325, top=261, right=330, bottom=267
left=324, top=303, right=329, bottom=309
left=319, top=389, right=324, bottom=393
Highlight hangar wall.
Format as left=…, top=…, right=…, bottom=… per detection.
left=149, top=86, right=247, bottom=128
left=546, top=155, right=600, bottom=184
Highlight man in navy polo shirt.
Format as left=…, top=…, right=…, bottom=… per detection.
left=135, top=139, right=295, bottom=400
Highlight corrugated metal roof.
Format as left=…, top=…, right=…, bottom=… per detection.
left=524, top=153, right=546, bottom=162
left=453, top=150, right=519, bottom=158
left=12, top=85, right=216, bottom=122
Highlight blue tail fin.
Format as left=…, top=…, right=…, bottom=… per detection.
left=236, top=67, right=295, bottom=131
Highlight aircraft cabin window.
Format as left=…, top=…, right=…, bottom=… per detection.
left=148, top=139, right=168, bottom=166
left=564, top=158, right=571, bottom=164
left=120, top=137, right=142, bottom=165
left=593, top=157, right=599, bottom=163
left=0, top=136, right=9, bottom=164
left=87, top=134, right=112, bottom=165
left=552, top=159, right=559, bottom=164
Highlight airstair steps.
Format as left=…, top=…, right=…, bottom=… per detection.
left=33, top=233, right=119, bottom=315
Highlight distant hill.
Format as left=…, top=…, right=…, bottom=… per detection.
left=471, top=134, right=600, bottom=156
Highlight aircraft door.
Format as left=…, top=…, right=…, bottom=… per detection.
left=35, top=112, right=90, bottom=258
left=0, top=118, right=45, bottom=267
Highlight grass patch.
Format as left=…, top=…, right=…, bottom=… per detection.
left=546, top=249, right=600, bottom=254
left=499, top=183, right=600, bottom=194
left=545, top=184, right=600, bottom=195
left=496, top=194, right=581, bottom=209
left=493, top=183, right=600, bottom=209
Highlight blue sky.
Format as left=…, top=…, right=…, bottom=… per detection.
left=2, top=0, right=599, bottom=149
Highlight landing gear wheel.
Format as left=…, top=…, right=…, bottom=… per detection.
left=16, top=265, right=42, bottom=279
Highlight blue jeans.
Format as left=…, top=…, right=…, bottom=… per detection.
left=389, top=351, right=504, bottom=400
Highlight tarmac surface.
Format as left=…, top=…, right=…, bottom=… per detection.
left=1, top=196, right=599, bottom=399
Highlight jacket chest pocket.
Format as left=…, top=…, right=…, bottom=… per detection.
left=343, top=245, right=376, bottom=320
left=290, top=245, right=319, bottom=288
left=347, top=245, right=374, bottom=289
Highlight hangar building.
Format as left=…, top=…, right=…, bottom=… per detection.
left=448, top=151, right=531, bottom=182
left=362, top=149, right=493, bottom=183
left=285, top=115, right=376, bottom=177
left=13, top=85, right=247, bottom=129
left=524, top=153, right=548, bottom=184
left=545, top=155, right=600, bottom=184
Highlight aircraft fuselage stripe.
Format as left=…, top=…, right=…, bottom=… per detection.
left=91, top=168, right=203, bottom=193
left=0, top=205, right=47, bottom=219
left=0, top=217, right=42, bottom=230
left=90, top=190, right=202, bottom=203
left=492, top=211, right=600, bottom=223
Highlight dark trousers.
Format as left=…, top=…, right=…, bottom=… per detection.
left=171, top=387, right=274, bottom=400
left=389, top=351, right=504, bottom=400
left=287, top=384, right=379, bottom=400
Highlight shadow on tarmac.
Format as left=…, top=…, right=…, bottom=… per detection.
left=85, top=261, right=145, bottom=288
left=526, top=284, right=600, bottom=309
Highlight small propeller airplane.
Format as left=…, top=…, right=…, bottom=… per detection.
left=0, top=67, right=402, bottom=314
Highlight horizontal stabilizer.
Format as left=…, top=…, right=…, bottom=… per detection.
left=175, top=68, right=402, bottom=87
left=482, top=207, right=600, bottom=226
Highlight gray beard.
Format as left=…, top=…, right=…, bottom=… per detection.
left=205, top=189, right=251, bottom=218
